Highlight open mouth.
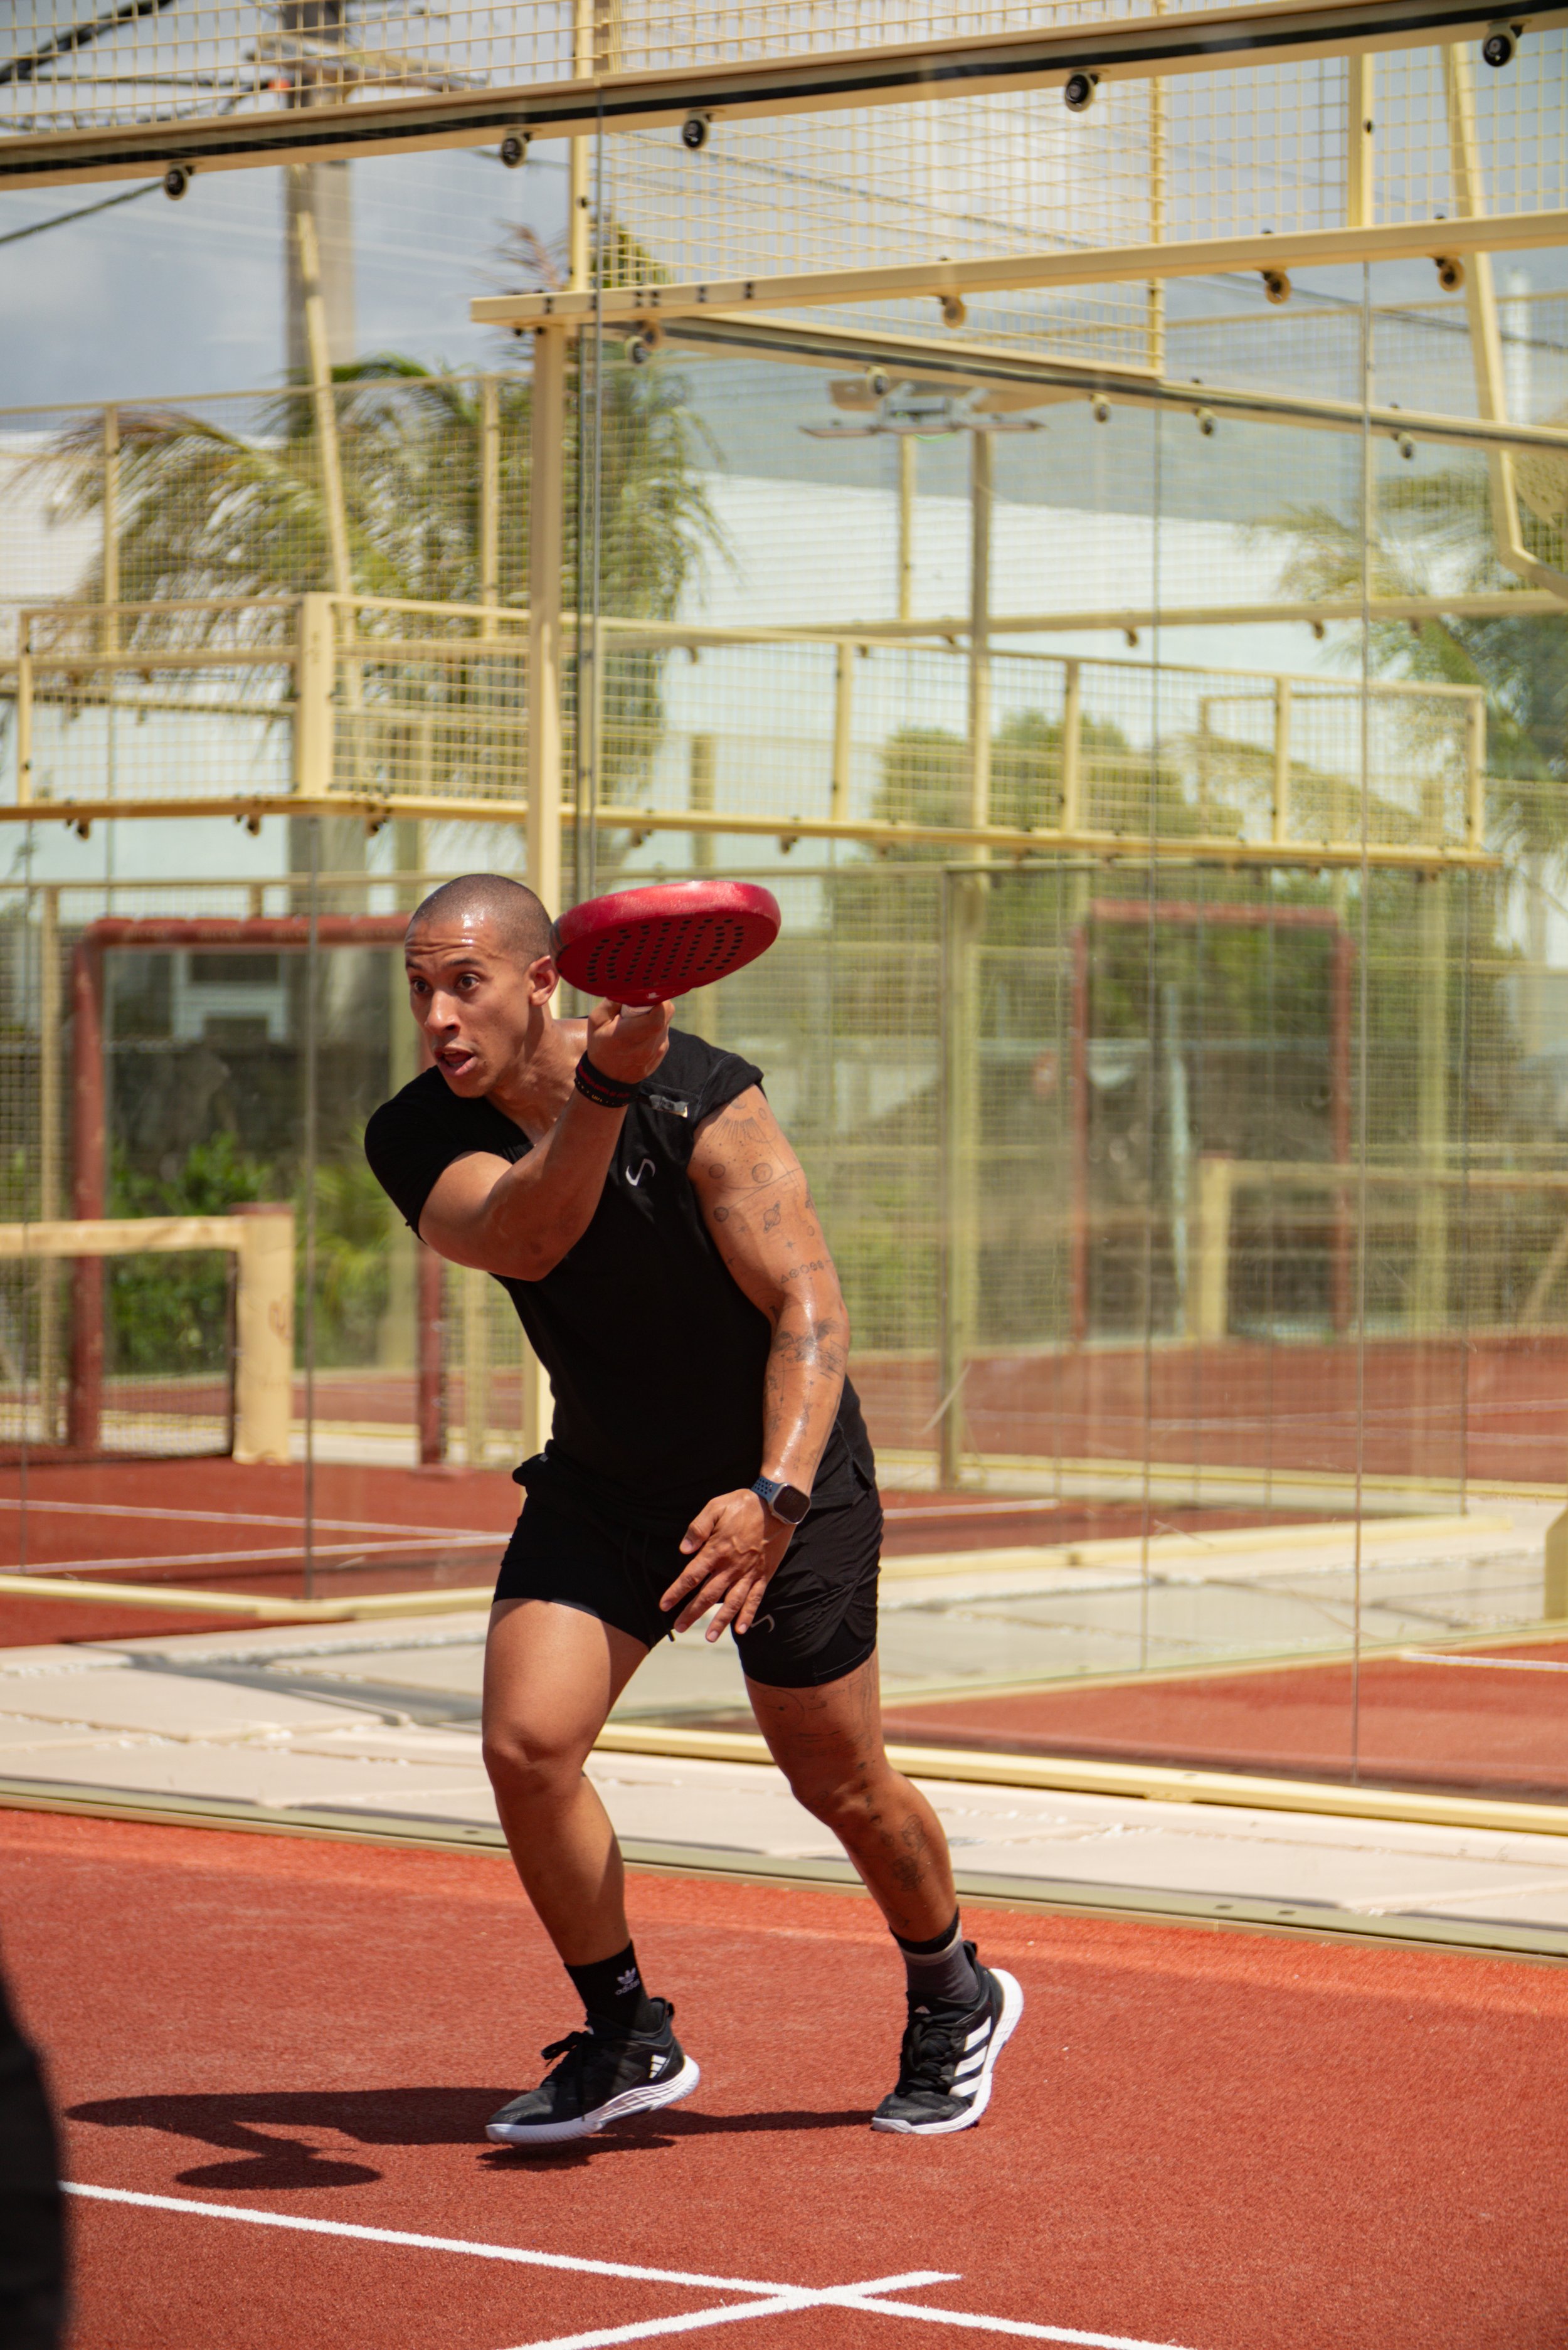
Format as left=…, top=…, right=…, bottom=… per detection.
left=437, top=1045, right=479, bottom=1077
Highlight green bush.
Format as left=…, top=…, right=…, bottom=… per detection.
left=108, top=1133, right=274, bottom=1376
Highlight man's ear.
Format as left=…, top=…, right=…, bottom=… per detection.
left=526, top=951, right=561, bottom=1005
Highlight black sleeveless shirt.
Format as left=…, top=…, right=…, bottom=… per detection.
left=363, top=1027, right=876, bottom=1537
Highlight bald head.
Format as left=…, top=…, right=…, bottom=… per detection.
left=406, top=874, right=553, bottom=966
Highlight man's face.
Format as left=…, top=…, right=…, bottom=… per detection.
left=404, top=913, right=552, bottom=1095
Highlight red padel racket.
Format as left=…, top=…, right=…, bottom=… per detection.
left=552, top=880, right=781, bottom=1007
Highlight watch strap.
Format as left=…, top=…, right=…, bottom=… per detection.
left=752, top=1474, right=810, bottom=1525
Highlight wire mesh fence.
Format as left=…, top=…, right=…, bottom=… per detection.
left=1, top=849, right=1565, bottom=1501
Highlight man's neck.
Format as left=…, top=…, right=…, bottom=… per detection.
left=484, top=1010, right=587, bottom=1138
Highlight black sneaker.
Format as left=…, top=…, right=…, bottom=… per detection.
left=871, top=1952, right=1023, bottom=2136
left=485, top=2000, right=700, bottom=2149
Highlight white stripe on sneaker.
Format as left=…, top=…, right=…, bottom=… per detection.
left=872, top=1971, right=1025, bottom=2139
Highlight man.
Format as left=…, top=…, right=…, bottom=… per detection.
left=365, top=873, right=1022, bottom=2146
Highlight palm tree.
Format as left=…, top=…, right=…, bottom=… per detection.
left=1255, top=462, right=1568, bottom=862
left=36, top=240, right=722, bottom=815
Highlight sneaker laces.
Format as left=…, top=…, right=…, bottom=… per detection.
left=896, top=2007, right=968, bottom=2098
left=541, top=2028, right=595, bottom=2072
left=540, top=2016, right=649, bottom=2093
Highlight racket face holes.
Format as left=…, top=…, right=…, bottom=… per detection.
left=567, top=914, right=766, bottom=1000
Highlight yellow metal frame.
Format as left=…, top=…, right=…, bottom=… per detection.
left=479, top=204, right=1568, bottom=333
left=4, top=590, right=1505, bottom=869
left=5, top=0, right=1566, bottom=189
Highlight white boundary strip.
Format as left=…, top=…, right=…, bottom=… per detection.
left=1400, top=1651, right=1568, bottom=1675
left=504, top=2275, right=963, bottom=2350
left=65, top=2183, right=1202, bottom=2350
left=0, top=1497, right=499, bottom=1543
left=61, top=2185, right=805, bottom=2294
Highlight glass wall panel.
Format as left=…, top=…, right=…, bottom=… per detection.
left=4, top=70, right=1567, bottom=1809
left=563, top=238, right=1567, bottom=1799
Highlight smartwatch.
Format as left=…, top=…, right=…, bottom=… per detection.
left=752, top=1474, right=811, bottom=1527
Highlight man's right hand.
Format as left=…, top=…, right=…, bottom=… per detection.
left=586, top=998, right=674, bottom=1086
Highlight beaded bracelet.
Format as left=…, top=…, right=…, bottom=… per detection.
left=573, top=1056, right=641, bottom=1111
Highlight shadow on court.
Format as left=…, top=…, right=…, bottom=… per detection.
left=68, top=2089, right=512, bottom=2189
left=68, top=2088, right=871, bottom=2189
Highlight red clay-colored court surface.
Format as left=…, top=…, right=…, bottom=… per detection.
left=0, top=1458, right=1303, bottom=1648
left=882, top=1640, right=1568, bottom=1804
left=6, top=1807, right=1568, bottom=2350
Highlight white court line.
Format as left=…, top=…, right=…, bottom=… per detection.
left=1399, top=1650, right=1568, bottom=1674
left=14, top=1536, right=497, bottom=1577
left=0, top=1498, right=501, bottom=1542
left=65, top=2184, right=1202, bottom=2350
left=62, top=2184, right=816, bottom=2294
left=503, top=2286, right=1200, bottom=2350
left=853, top=2295, right=1208, bottom=2346
left=501, top=2277, right=960, bottom=2350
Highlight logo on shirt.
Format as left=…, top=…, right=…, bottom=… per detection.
left=626, top=1158, right=655, bottom=1187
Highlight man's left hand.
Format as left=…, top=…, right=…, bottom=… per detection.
left=661, top=1491, right=795, bottom=1641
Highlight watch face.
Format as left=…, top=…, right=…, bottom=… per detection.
left=773, top=1483, right=811, bottom=1525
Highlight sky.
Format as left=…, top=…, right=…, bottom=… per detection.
left=0, top=142, right=568, bottom=410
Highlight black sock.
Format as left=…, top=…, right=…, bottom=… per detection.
left=895, top=1910, right=982, bottom=2013
left=566, top=1941, right=657, bottom=2033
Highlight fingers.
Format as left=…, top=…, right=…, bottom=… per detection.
left=662, top=1491, right=783, bottom=1633
left=680, top=1568, right=743, bottom=1637
left=678, top=1499, right=721, bottom=1560
left=677, top=1562, right=763, bottom=1643
left=585, top=998, right=674, bottom=1084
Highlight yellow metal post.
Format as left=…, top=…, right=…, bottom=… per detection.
left=831, top=645, right=854, bottom=825
left=1059, top=659, right=1083, bottom=833
left=1192, top=1156, right=1236, bottom=1344
left=1272, top=679, right=1293, bottom=844
left=36, top=886, right=61, bottom=1441
left=14, top=630, right=31, bottom=808
left=1465, top=692, right=1486, bottom=846
left=938, top=872, right=980, bottom=1490
left=233, top=1207, right=295, bottom=1464
left=1412, top=874, right=1449, bottom=1334
left=1346, top=54, right=1375, bottom=228
left=938, top=437, right=996, bottom=1486
left=100, top=405, right=120, bottom=654
left=1147, top=6, right=1168, bottom=376
left=527, top=328, right=566, bottom=919
left=295, top=593, right=336, bottom=796
left=968, top=431, right=993, bottom=837
left=689, top=732, right=715, bottom=871
left=479, top=371, right=501, bottom=636
left=295, top=209, right=352, bottom=600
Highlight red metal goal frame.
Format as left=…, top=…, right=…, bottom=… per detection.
left=67, top=917, right=445, bottom=1463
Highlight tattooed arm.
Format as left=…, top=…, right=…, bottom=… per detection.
left=659, top=1086, right=850, bottom=1643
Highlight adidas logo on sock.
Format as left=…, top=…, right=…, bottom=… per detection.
left=617, top=1966, right=642, bottom=1996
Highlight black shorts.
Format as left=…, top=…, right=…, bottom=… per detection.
left=493, top=1482, right=882, bottom=1690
